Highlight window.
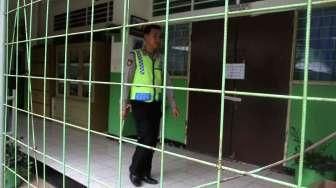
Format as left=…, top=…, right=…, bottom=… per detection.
left=56, top=46, right=91, bottom=98
left=167, top=24, right=190, bottom=77
left=294, top=7, right=336, bottom=81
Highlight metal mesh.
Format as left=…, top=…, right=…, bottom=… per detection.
left=2, top=0, right=334, bottom=188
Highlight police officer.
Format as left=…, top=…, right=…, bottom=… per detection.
left=122, top=24, right=180, bottom=187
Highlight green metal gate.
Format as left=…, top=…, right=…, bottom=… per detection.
left=1, top=0, right=336, bottom=188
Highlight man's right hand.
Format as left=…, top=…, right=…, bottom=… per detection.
left=122, top=103, right=132, bottom=120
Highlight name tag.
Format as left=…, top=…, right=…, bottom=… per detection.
left=135, top=93, right=152, bottom=101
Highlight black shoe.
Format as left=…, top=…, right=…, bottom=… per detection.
left=142, top=176, right=158, bottom=185
left=130, top=174, right=142, bottom=187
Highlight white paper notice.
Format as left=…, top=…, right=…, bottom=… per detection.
left=226, top=63, right=245, bottom=80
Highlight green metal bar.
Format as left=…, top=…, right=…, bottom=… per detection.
left=306, top=96, right=336, bottom=102
left=4, top=74, right=223, bottom=92
left=24, top=1, right=31, bottom=185
left=25, top=4, right=32, bottom=185
left=23, top=0, right=37, bottom=182
left=216, top=0, right=229, bottom=187
left=194, top=177, right=300, bottom=188
left=22, top=0, right=36, bottom=184
left=5, top=21, right=176, bottom=46
left=297, top=0, right=312, bottom=187
left=86, top=0, right=95, bottom=187
left=224, top=90, right=302, bottom=100
left=193, top=180, right=218, bottom=188
left=26, top=20, right=39, bottom=188
left=5, top=25, right=123, bottom=45
left=28, top=0, right=40, bottom=183
left=2, top=0, right=11, bottom=187
left=159, top=0, right=170, bottom=187
left=42, top=0, right=50, bottom=187
left=62, top=0, right=70, bottom=187
left=2, top=0, right=20, bottom=185
left=0, top=0, right=6, bottom=186
left=0, top=74, right=318, bottom=102
left=9, top=73, right=336, bottom=102
left=14, top=0, right=19, bottom=186
left=118, top=0, right=129, bottom=187
left=241, top=171, right=297, bottom=188
left=5, top=74, right=319, bottom=102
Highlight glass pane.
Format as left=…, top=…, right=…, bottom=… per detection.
left=294, top=7, right=336, bottom=81
left=68, top=64, right=79, bottom=79
left=57, top=50, right=65, bottom=64
left=83, top=64, right=89, bottom=80
left=57, top=47, right=65, bottom=79
left=70, top=51, right=79, bottom=64
left=58, top=82, right=64, bottom=95
left=69, top=83, right=78, bottom=96
left=82, top=84, right=89, bottom=98
left=168, top=24, right=190, bottom=76
left=57, top=64, right=64, bottom=78
left=83, top=49, right=90, bottom=63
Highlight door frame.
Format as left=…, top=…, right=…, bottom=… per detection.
left=283, top=11, right=299, bottom=164
left=185, top=23, right=192, bottom=144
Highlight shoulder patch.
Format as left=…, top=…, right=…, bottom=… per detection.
left=127, top=60, right=133, bottom=66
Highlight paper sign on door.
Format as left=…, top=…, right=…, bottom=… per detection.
left=226, top=63, right=245, bottom=80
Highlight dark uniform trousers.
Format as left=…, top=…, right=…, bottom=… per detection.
left=129, top=100, right=162, bottom=177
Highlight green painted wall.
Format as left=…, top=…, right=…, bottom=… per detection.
left=286, top=83, right=336, bottom=167
left=164, top=79, right=188, bottom=144
left=108, top=73, right=188, bottom=143
left=108, top=73, right=136, bottom=137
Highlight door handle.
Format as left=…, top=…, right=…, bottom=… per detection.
left=224, top=96, right=242, bottom=102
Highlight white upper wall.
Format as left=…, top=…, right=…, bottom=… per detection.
left=152, top=0, right=322, bottom=22
left=53, top=0, right=152, bottom=25
left=114, top=0, right=152, bottom=24
left=7, top=0, right=327, bottom=38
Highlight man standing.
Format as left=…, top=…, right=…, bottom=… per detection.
left=122, top=24, right=180, bottom=187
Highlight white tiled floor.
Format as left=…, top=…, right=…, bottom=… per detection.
left=14, top=113, right=293, bottom=188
